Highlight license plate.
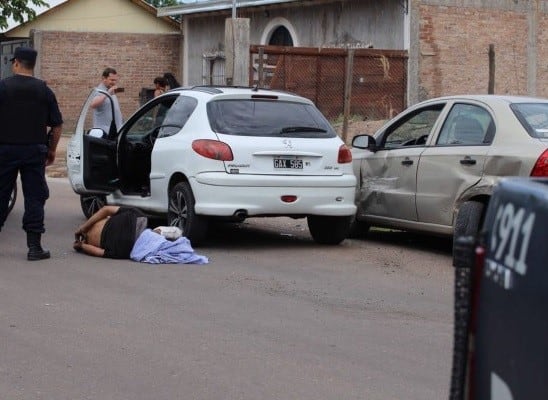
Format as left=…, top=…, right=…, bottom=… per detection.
left=273, top=158, right=303, bottom=169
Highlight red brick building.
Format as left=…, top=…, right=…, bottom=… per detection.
left=1, top=0, right=181, bottom=131
left=414, top=1, right=547, bottom=102
left=2, top=0, right=546, bottom=130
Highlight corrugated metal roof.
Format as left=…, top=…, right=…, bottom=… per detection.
left=157, top=0, right=300, bottom=17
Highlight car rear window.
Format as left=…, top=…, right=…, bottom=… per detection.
left=510, top=103, right=548, bottom=138
left=207, top=99, right=336, bottom=138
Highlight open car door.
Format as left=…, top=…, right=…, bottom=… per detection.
left=67, top=89, right=119, bottom=195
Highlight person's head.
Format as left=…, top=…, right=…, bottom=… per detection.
left=163, top=72, right=181, bottom=89
left=101, top=67, right=118, bottom=88
left=10, top=47, right=37, bottom=73
left=153, top=76, right=167, bottom=89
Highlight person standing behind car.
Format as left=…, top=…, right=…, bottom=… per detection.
left=90, top=67, right=123, bottom=137
left=163, top=72, right=181, bottom=90
left=0, top=46, right=63, bottom=261
left=153, top=76, right=167, bottom=98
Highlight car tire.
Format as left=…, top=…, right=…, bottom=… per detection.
left=80, top=194, right=107, bottom=219
left=168, top=182, right=208, bottom=245
left=453, top=200, right=484, bottom=254
left=347, top=215, right=371, bottom=238
left=307, top=215, right=352, bottom=245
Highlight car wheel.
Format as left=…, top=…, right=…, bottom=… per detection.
left=347, top=215, right=371, bottom=238
left=80, top=194, right=107, bottom=219
left=453, top=200, right=484, bottom=254
left=7, top=183, right=17, bottom=215
left=167, top=182, right=208, bottom=244
left=307, top=215, right=352, bottom=245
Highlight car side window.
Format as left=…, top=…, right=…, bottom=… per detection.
left=158, top=95, right=198, bottom=138
left=124, top=96, right=177, bottom=140
left=380, top=105, right=444, bottom=149
left=437, top=104, right=495, bottom=145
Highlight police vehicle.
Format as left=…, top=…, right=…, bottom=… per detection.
left=450, top=177, right=548, bottom=399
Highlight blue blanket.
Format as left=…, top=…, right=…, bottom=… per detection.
left=130, top=229, right=209, bottom=264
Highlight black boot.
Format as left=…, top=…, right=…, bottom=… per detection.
left=27, top=232, right=50, bottom=261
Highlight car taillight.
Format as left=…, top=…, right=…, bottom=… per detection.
left=192, top=139, right=233, bottom=161
left=338, top=144, right=352, bottom=163
left=530, top=149, right=548, bottom=176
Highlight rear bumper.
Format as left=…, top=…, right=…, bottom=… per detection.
left=191, top=172, right=357, bottom=217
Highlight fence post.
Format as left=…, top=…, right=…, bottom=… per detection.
left=342, top=49, right=355, bottom=144
left=488, top=44, right=495, bottom=94
left=258, top=47, right=265, bottom=88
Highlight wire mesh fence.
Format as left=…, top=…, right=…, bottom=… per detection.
left=249, top=45, right=408, bottom=143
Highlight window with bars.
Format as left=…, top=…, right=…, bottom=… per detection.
left=202, top=52, right=226, bottom=85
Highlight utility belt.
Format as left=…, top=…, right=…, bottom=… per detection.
left=0, top=131, right=51, bottom=147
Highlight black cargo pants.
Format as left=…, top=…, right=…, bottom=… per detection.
left=0, top=144, right=49, bottom=233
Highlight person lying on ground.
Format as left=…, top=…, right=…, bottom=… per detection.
left=73, top=205, right=207, bottom=264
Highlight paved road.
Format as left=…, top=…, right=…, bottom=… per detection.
left=0, top=178, right=454, bottom=400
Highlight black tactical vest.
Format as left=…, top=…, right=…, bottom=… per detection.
left=0, top=75, right=48, bottom=144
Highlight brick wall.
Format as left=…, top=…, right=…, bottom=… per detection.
left=539, top=11, right=548, bottom=98
left=418, top=4, right=537, bottom=100
left=34, top=31, right=181, bottom=132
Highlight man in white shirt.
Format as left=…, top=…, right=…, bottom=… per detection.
left=90, top=67, right=123, bottom=137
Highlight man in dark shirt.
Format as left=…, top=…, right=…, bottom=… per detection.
left=0, top=47, right=64, bottom=261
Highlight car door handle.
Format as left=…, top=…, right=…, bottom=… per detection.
left=460, top=156, right=476, bottom=165
left=401, top=158, right=414, bottom=166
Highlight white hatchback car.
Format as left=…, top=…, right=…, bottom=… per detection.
left=67, top=86, right=356, bottom=245
left=350, top=95, right=548, bottom=248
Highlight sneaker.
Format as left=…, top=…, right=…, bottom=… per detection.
left=153, top=226, right=182, bottom=240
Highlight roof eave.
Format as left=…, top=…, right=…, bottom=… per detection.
left=130, top=0, right=180, bottom=28
left=2, top=0, right=180, bottom=35
left=157, top=0, right=300, bottom=17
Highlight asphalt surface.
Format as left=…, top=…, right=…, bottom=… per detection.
left=0, top=178, right=454, bottom=400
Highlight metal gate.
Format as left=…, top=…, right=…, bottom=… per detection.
left=1, top=39, right=31, bottom=79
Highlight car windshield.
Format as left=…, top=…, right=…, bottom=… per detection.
left=510, top=103, right=548, bottom=138
left=207, top=99, right=336, bottom=138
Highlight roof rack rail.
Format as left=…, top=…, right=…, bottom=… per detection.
left=187, top=85, right=300, bottom=97
left=188, top=86, right=224, bottom=94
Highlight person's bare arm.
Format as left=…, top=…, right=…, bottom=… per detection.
left=46, top=125, right=63, bottom=166
left=90, top=93, right=107, bottom=109
left=75, top=206, right=120, bottom=238
left=73, top=240, right=105, bottom=257
left=80, top=243, right=105, bottom=257
left=90, top=87, right=117, bottom=109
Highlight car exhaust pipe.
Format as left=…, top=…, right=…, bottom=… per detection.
left=234, top=209, right=248, bottom=221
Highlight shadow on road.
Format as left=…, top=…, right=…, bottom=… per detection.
left=147, top=217, right=317, bottom=250
left=357, top=228, right=453, bottom=255
left=205, top=220, right=317, bottom=250
left=149, top=216, right=453, bottom=254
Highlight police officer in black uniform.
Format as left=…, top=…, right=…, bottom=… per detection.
left=0, top=47, right=63, bottom=260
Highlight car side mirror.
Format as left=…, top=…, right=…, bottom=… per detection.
left=87, top=128, right=106, bottom=138
left=352, top=134, right=377, bottom=150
